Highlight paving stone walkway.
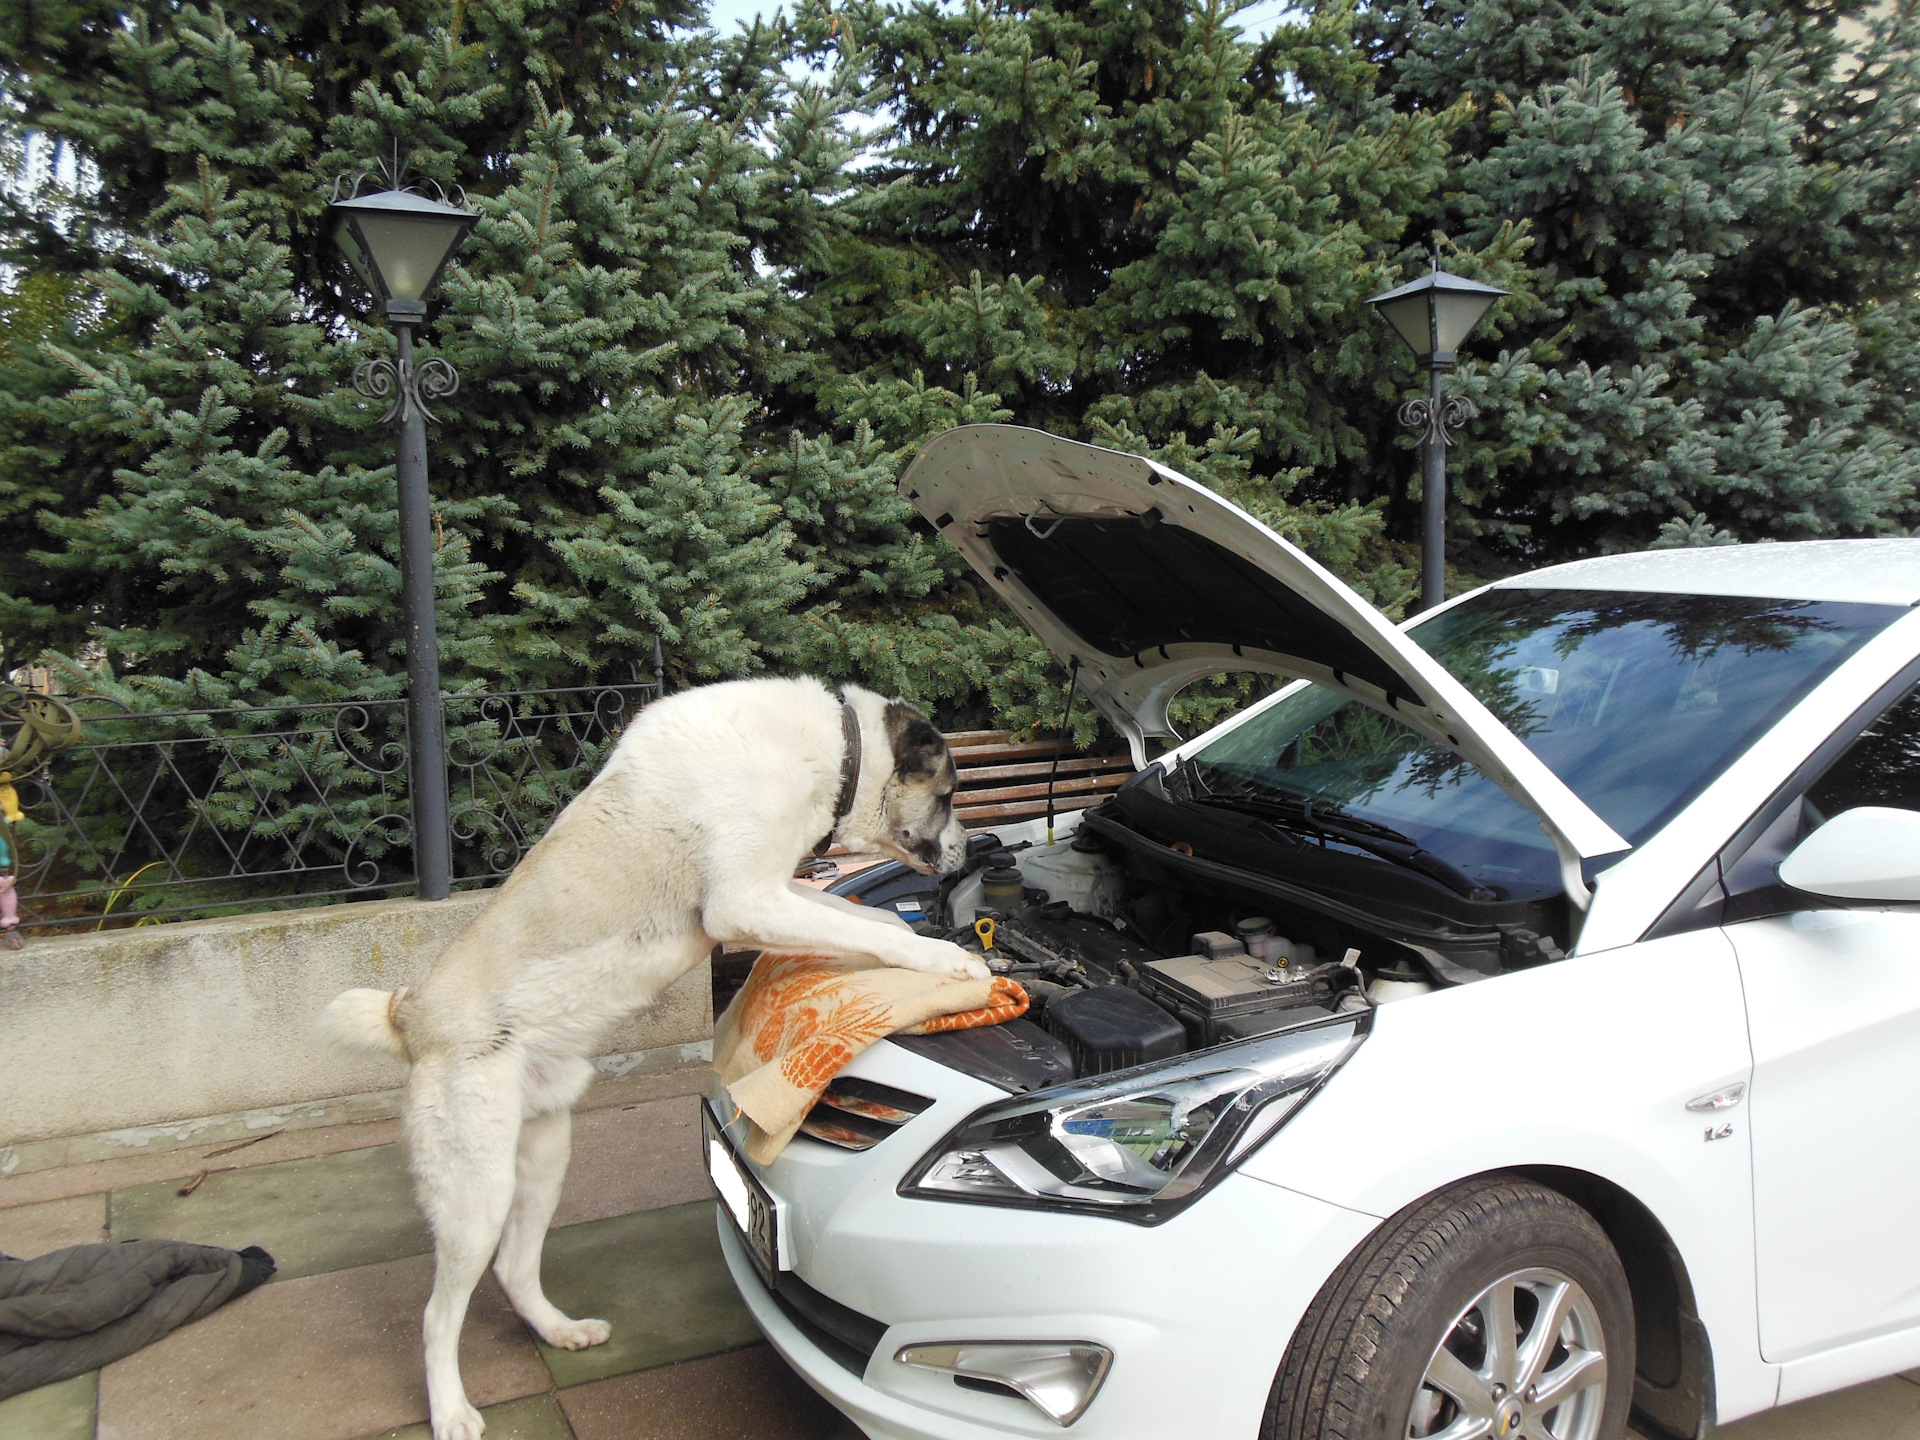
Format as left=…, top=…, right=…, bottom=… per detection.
left=0, top=1061, right=1909, bottom=1440
left=0, top=1067, right=855, bottom=1440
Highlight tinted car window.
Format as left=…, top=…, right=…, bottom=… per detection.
left=1189, top=589, right=1902, bottom=900
left=1714, top=676, right=1920, bottom=921
left=1805, top=681, right=1920, bottom=822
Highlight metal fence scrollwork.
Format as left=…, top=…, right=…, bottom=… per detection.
left=8, top=681, right=661, bottom=933
left=445, top=686, right=652, bottom=879
left=1, top=684, right=84, bottom=779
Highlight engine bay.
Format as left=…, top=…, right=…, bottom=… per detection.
left=834, top=818, right=1451, bottom=1095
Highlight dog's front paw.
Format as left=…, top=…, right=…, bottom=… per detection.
left=543, top=1316, right=612, bottom=1350
left=904, top=937, right=990, bottom=981
left=431, top=1400, right=485, bottom=1440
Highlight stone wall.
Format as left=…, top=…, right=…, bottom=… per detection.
left=0, top=894, right=712, bottom=1147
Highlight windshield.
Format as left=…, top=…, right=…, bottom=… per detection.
left=1187, top=588, right=1902, bottom=900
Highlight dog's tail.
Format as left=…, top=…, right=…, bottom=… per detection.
left=314, top=987, right=410, bottom=1062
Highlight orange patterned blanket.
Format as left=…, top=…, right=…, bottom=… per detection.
left=713, top=951, right=1029, bottom=1163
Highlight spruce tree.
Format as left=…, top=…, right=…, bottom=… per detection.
left=803, top=0, right=1460, bottom=605
left=763, top=0, right=1478, bottom=734
left=771, top=0, right=1916, bottom=734
left=1352, top=0, right=1920, bottom=556
left=4, top=0, right=1914, bottom=754
left=0, top=0, right=812, bottom=706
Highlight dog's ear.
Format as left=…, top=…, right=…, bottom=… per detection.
left=884, top=700, right=950, bottom=781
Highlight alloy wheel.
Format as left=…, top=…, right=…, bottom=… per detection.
left=1406, top=1265, right=1610, bottom=1440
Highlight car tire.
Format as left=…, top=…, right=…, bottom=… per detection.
left=1263, top=1175, right=1636, bottom=1440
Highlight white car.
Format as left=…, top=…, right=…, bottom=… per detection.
left=703, top=425, right=1920, bottom=1440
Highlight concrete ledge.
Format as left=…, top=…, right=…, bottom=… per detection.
left=0, top=1039, right=714, bottom=1178
left=1, top=894, right=712, bottom=1147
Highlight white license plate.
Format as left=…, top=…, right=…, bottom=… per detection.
left=702, top=1101, right=779, bottom=1290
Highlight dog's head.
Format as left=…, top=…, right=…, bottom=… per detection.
left=853, top=698, right=969, bottom=875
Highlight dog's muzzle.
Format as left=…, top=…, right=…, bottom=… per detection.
left=930, top=820, right=970, bottom=875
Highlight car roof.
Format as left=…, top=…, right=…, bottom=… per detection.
left=1493, top=538, right=1920, bottom=606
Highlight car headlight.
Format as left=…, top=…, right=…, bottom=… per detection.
left=901, top=1012, right=1367, bottom=1223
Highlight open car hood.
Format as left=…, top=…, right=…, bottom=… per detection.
left=900, top=426, right=1629, bottom=901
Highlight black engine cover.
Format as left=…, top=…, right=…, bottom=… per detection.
left=1044, top=986, right=1187, bottom=1075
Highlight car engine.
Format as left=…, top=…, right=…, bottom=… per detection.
left=829, top=824, right=1438, bottom=1094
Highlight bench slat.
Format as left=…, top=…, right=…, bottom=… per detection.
left=960, top=796, right=1103, bottom=826
left=947, top=740, right=1092, bottom=764
left=945, top=729, right=1014, bottom=747
left=957, top=755, right=1133, bottom=785
left=954, top=772, right=1131, bottom=807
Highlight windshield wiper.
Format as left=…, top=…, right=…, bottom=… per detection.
left=1186, top=786, right=1414, bottom=843
left=1185, top=791, right=1497, bottom=901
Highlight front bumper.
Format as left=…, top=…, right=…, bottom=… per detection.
left=713, top=1040, right=1380, bottom=1439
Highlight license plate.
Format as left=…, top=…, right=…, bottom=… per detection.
left=702, top=1101, right=779, bottom=1291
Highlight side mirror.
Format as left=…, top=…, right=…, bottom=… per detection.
left=1778, top=806, right=1920, bottom=904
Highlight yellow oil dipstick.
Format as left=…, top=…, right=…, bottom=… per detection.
left=974, top=917, right=996, bottom=952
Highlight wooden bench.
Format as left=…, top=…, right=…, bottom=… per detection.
left=946, top=729, right=1136, bottom=831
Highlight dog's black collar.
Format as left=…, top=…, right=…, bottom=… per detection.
left=812, top=700, right=862, bottom=856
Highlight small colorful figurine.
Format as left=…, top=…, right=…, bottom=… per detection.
left=0, top=773, right=19, bottom=948
left=0, top=685, right=83, bottom=947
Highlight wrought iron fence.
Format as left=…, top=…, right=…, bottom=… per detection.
left=5, top=682, right=662, bottom=932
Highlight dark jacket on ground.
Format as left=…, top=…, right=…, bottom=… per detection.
left=0, top=1239, right=274, bottom=1399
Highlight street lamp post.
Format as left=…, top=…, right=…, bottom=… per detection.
left=1368, top=256, right=1507, bottom=612
left=325, top=175, right=477, bottom=900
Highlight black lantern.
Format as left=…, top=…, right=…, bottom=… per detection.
left=325, top=187, right=476, bottom=314
left=1368, top=268, right=1507, bottom=370
left=1368, top=257, right=1508, bottom=611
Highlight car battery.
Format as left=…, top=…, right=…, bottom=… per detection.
left=1214, top=1003, right=1334, bottom=1042
left=1142, top=952, right=1335, bottom=1047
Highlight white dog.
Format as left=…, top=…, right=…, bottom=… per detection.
left=316, top=677, right=980, bottom=1440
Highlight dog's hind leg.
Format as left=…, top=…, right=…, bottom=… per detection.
left=408, top=1057, right=521, bottom=1440
left=492, top=1103, right=611, bottom=1350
